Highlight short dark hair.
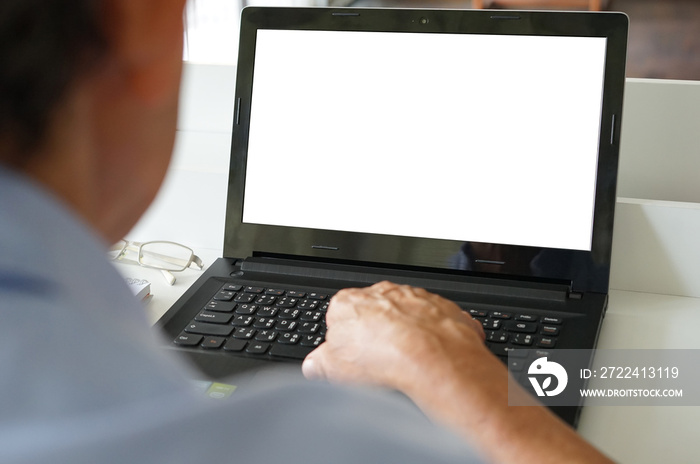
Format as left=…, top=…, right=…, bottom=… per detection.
left=0, top=0, right=107, bottom=164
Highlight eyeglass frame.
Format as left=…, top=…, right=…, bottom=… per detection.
left=109, top=240, right=203, bottom=285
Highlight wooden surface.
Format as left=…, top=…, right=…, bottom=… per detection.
left=472, top=0, right=605, bottom=10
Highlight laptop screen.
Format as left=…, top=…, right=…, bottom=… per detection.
left=226, top=8, right=628, bottom=292
left=243, top=29, right=607, bottom=252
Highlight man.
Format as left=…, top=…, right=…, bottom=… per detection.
left=0, top=1, right=612, bottom=462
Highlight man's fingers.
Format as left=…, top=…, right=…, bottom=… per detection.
left=330, top=282, right=485, bottom=339
left=302, top=347, right=327, bottom=380
left=470, top=317, right=486, bottom=340
left=369, top=280, right=400, bottom=294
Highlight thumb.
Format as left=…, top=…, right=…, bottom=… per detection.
left=302, top=346, right=328, bottom=380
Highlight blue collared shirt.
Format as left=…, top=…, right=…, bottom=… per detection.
left=0, top=166, right=482, bottom=464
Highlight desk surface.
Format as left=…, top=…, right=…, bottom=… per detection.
left=116, top=254, right=700, bottom=464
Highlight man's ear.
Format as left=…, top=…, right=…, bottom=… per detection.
left=104, top=0, right=187, bottom=106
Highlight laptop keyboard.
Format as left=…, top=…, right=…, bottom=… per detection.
left=173, top=282, right=562, bottom=362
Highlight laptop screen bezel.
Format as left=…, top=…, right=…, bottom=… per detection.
left=224, top=7, right=628, bottom=294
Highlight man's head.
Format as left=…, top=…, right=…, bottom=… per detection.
left=0, top=1, right=107, bottom=165
left=0, top=0, right=186, bottom=244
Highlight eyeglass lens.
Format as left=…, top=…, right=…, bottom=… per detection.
left=107, top=240, right=128, bottom=261
left=138, top=242, right=193, bottom=272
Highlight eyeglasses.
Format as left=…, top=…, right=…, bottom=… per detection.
left=108, top=240, right=203, bottom=285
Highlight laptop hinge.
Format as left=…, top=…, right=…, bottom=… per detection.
left=240, top=257, right=570, bottom=303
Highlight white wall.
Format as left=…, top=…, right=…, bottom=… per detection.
left=610, top=78, right=700, bottom=298
left=617, top=79, right=700, bottom=203
left=125, top=64, right=236, bottom=253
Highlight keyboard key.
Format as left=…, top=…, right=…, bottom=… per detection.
left=253, top=317, right=275, bottom=329
left=507, top=358, right=527, bottom=372
left=201, top=336, right=226, bottom=349
left=297, top=299, right=319, bottom=310
left=515, top=314, right=538, bottom=322
left=255, top=295, right=277, bottom=305
left=286, top=290, right=306, bottom=298
left=232, top=315, right=254, bottom=327
left=542, top=316, right=563, bottom=325
left=269, top=344, right=314, bottom=360
left=185, top=322, right=234, bottom=337
left=307, top=293, right=328, bottom=300
left=278, top=333, right=301, bottom=345
left=540, top=326, right=560, bottom=336
left=265, top=288, right=286, bottom=296
left=235, top=304, right=257, bottom=315
left=222, top=284, right=243, bottom=292
left=276, top=297, right=298, bottom=308
left=278, top=308, right=300, bottom=320
left=481, top=319, right=501, bottom=330
left=274, top=320, right=297, bottom=332
left=214, top=290, right=236, bottom=301
left=223, top=339, right=247, bottom=352
left=234, top=293, right=256, bottom=303
left=489, top=345, right=528, bottom=357
left=489, top=311, right=512, bottom=319
left=511, top=333, right=534, bottom=346
left=204, top=300, right=236, bottom=313
left=246, top=342, right=270, bottom=354
left=531, top=349, right=553, bottom=358
left=256, top=306, right=278, bottom=317
left=300, top=335, right=324, bottom=347
left=298, top=322, right=320, bottom=334
left=486, top=331, right=509, bottom=343
left=244, top=286, right=265, bottom=294
left=194, top=311, right=233, bottom=324
left=300, top=310, right=322, bottom=322
left=174, top=333, right=203, bottom=346
left=505, top=321, right=537, bottom=333
left=232, top=327, right=256, bottom=339
left=537, top=337, right=557, bottom=348
left=255, top=330, right=278, bottom=342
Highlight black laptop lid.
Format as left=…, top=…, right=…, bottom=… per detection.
left=224, top=7, right=628, bottom=294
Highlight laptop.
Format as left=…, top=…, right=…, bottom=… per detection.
left=157, top=6, right=628, bottom=426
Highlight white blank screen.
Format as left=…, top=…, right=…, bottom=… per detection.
left=243, top=30, right=607, bottom=251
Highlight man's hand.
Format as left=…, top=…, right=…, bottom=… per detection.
left=302, top=281, right=486, bottom=393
